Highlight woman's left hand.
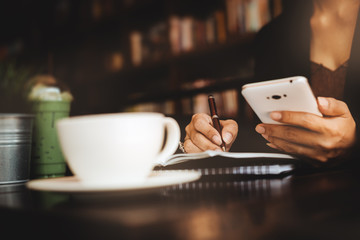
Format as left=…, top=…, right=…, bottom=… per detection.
left=255, top=97, right=357, bottom=162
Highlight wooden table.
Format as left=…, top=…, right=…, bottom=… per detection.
left=1, top=166, right=360, bottom=240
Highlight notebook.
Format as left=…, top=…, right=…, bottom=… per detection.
left=155, top=151, right=300, bottom=176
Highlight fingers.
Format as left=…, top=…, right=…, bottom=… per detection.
left=191, top=113, right=222, bottom=145
left=221, top=119, right=238, bottom=149
left=256, top=103, right=357, bottom=163
left=256, top=124, right=322, bottom=147
left=188, top=130, right=223, bottom=151
left=264, top=137, right=328, bottom=162
left=269, top=110, right=325, bottom=133
left=269, top=98, right=352, bottom=131
left=184, top=113, right=239, bottom=153
left=184, top=113, right=223, bottom=152
left=183, top=138, right=203, bottom=153
left=317, top=97, right=352, bottom=117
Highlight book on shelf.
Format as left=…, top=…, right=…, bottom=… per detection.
left=169, top=16, right=182, bottom=54
left=163, top=100, right=176, bottom=115
left=225, top=0, right=272, bottom=35
left=169, top=14, right=220, bottom=54
left=124, top=99, right=176, bottom=115
left=181, top=16, right=195, bottom=52
left=193, top=93, right=209, bottom=114
left=191, top=78, right=211, bottom=114
left=213, top=92, right=224, bottom=115
left=147, top=21, right=170, bottom=61
left=205, top=16, right=216, bottom=45
left=130, top=31, right=142, bottom=66
left=194, top=19, right=207, bottom=48
left=190, top=79, right=239, bottom=117
left=226, top=0, right=239, bottom=34
left=246, top=0, right=270, bottom=32
left=214, top=10, right=227, bottom=43
left=128, top=0, right=277, bottom=66
left=222, top=89, right=239, bottom=117
left=155, top=150, right=301, bottom=176
left=192, top=89, right=238, bottom=117
left=125, top=78, right=240, bottom=117
left=130, top=21, right=170, bottom=66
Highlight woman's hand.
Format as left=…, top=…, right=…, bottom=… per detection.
left=255, top=97, right=356, bottom=162
left=184, top=113, right=238, bottom=153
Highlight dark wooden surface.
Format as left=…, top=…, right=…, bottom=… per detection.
left=1, top=165, right=360, bottom=240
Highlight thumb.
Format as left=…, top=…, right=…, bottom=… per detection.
left=220, top=119, right=238, bottom=144
left=317, top=97, right=351, bottom=117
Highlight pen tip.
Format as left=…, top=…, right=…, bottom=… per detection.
left=222, top=146, right=226, bottom=152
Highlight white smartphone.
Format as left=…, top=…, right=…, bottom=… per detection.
left=241, top=76, right=322, bottom=124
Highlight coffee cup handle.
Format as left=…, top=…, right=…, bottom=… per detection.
left=155, top=117, right=181, bottom=165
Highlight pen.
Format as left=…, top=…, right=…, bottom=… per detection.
left=208, top=95, right=226, bottom=152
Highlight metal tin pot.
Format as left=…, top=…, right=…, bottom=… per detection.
left=0, top=114, right=33, bottom=184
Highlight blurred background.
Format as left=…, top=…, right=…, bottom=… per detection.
left=0, top=0, right=283, bottom=119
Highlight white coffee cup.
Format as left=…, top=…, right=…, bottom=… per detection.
left=56, top=112, right=180, bottom=186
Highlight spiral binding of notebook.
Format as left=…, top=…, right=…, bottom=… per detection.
left=157, top=163, right=294, bottom=177
left=155, top=151, right=300, bottom=176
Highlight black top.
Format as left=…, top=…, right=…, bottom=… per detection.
left=253, top=1, right=360, bottom=164
left=310, top=60, right=348, bottom=100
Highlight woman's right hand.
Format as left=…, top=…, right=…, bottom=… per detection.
left=184, top=113, right=238, bottom=153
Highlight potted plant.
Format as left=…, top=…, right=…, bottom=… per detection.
left=0, top=60, right=38, bottom=113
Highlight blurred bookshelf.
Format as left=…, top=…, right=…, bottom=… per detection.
left=1, top=0, right=283, bottom=118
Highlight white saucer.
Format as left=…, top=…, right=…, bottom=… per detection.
left=26, top=170, right=201, bottom=194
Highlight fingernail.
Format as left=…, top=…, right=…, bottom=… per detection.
left=222, top=132, right=232, bottom=144
left=212, top=135, right=222, bottom=145
left=215, top=148, right=223, bottom=152
left=270, top=112, right=282, bottom=120
left=318, top=97, right=328, bottom=108
left=255, top=125, right=265, bottom=134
